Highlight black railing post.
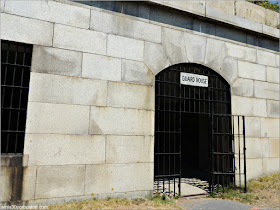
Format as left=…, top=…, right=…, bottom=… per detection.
left=243, top=116, right=247, bottom=193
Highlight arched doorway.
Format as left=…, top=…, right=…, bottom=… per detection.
left=154, top=63, right=244, bottom=196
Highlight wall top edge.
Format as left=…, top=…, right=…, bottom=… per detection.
left=148, top=0, right=279, bottom=39
left=3, top=0, right=279, bottom=39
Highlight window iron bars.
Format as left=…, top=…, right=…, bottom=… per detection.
left=1, top=40, right=32, bottom=154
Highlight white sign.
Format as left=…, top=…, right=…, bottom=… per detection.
left=180, top=72, right=208, bottom=87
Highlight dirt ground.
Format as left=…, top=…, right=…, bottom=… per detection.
left=48, top=173, right=279, bottom=209
left=245, top=173, right=279, bottom=209
left=209, top=173, right=280, bottom=209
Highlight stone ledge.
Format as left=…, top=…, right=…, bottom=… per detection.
left=148, top=0, right=279, bottom=39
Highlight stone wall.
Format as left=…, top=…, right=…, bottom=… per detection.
left=1, top=156, right=23, bottom=205
left=151, top=0, right=280, bottom=30
left=0, top=0, right=279, bottom=205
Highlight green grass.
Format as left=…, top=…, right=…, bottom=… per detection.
left=209, top=173, right=279, bottom=207
left=48, top=194, right=181, bottom=209
left=209, top=187, right=259, bottom=204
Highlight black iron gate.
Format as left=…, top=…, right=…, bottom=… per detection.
left=154, top=63, right=246, bottom=196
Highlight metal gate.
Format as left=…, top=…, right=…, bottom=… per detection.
left=154, top=63, right=246, bottom=196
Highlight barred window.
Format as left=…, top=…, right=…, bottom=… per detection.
left=1, top=40, right=32, bottom=154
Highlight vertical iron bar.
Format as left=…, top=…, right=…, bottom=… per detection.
left=216, top=115, right=219, bottom=192
left=211, top=114, right=214, bottom=192
left=7, top=45, right=18, bottom=153
left=4, top=43, right=11, bottom=153
left=163, top=73, right=166, bottom=194
left=243, top=116, right=247, bottom=193
left=168, top=70, right=171, bottom=196
left=232, top=116, right=236, bottom=190
left=13, top=45, right=19, bottom=153
left=222, top=116, right=225, bottom=192
left=179, top=72, right=182, bottom=196
left=208, top=81, right=212, bottom=192
left=238, top=116, right=241, bottom=190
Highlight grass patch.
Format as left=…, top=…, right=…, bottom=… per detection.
left=48, top=194, right=181, bottom=209
left=209, top=173, right=279, bottom=208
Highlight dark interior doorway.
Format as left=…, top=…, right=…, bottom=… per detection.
left=181, top=113, right=209, bottom=180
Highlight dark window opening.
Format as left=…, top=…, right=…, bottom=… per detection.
left=1, top=40, right=33, bottom=154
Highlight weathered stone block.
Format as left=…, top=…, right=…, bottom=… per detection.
left=96, top=190, right=152, bottom=200
left=121, top=60, right=154, bottom=86
left=152, top=0, right=205, bottom=16
left=184, top=32, right=206, bottom=64
left=29, top=73, right=107, bottom=106
left=107, top=34, right=144, bottom=61
left=265, top=9, right=280, bottom=28
left=1, top=13, right=53, bottom=46
left=90, top=10, right=161, bottom=43
left=22, top=166, right=37, bottom=200
left=53, top=24, right=106, bottom=55
left=270, top=138, right=279, bottom=158
left=106, top=136, right=154, bottom=164
left=267, top=67, right=279, bottom=83
left=0, top=0, right=5, bottom=12
left=254, top=81, right=279, bottom=100
left=24, top=134, right=105, bottom=166
left=162, top=27, right=187, bottom=65
left=31, top=46, right=82, bottom=77
left=263, top=158, right=279, bottom=174
left=236, top=1, right=265, bottom=24
left=205, top=38, right=226, bottom=71
left=82, top=53, right=121, bottom=82
left=225, top=43, right=256, bottom=63
left=27, top=197, right=66, bottom=206
left=267, top=100, right=279, bottom=118
left=26, top=102, right=90, bottom=134
left=262, top=25, right=279, bottom=38
left=89, top=106, right=154, bottom=135
left=232, top=96, right=267, bottom=117
left=238, top=61, right=266, bottom=81
left=85, top=163, right=153, bottom=194
left=35, top=165, right=85, bottom=199
left=257, top=50, right=277, bottom=67
left=0, top=168, right=12, bottom=202
left=246, top=138, right=269, bottom=158
left=144, top=42, right=170, bottom=76
left=246, top=158, right=263, bottom=180
left=244, top=117, right=261, bottom=138
left=107, top=82, right=154, bottom=110
left=235, top=157, right=265, bottom=181
left=261, top=118, right=279, bottom=138
left=206, top=0, right=234, bottom=15
left=4, top=0, right=90, bottom=29
left=219, top=58, right=238, bottom=85
left=276, top=54, right=279, bottom=67
left=206, top=6, right=262, bottom=33
left=232, top=78, right=253, bottom=97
